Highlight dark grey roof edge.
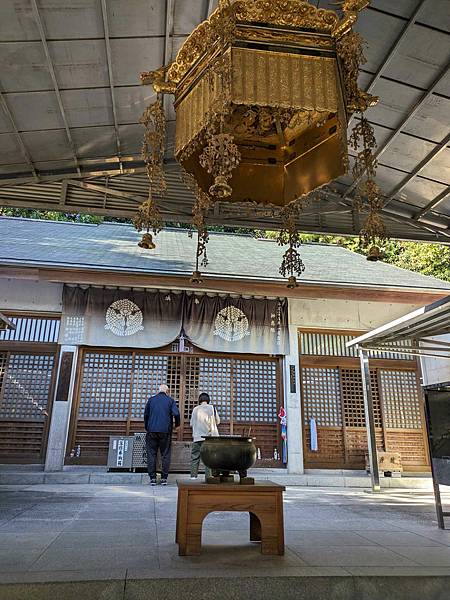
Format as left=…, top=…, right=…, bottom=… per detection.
left=1, top=257, right=449, bottom=293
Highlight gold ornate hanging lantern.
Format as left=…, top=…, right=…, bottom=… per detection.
left=139, top=0, right=382, bottom=285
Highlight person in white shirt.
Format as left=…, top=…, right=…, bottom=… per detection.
left=190, top=392, right=220, bottom=479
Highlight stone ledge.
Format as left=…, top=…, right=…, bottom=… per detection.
left=43, top=473, right=90, bottom=484
left=1, top=575, right=450, bottom=600
left=0, top=473, right=45, bottom=485
left=89, top=473, right=143, bottom=485
left=0, top=470, right=434, bottom=490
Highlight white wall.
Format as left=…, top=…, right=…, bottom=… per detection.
left=0, top=278, right=62, bottom=312
left=289, top=298, right=422, bottom=331
left=421, top=335, right=450, bottom=387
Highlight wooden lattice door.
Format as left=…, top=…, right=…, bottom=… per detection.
left=0, top=351, right=56, bottom=463
left=181, top=356, right=281, bottom=466
left=339, top=368, right=384, bottom=468
left=301, top=366, right=345, bottom=467
left=232, top=359, right=280, bottom=465
left=69, top=350, right=182, bottom=464
left=379, top=369, right=428, bottom=470
left=301, top=364, right=429, bottom=471
left=69, top=348, right=281, bottom=468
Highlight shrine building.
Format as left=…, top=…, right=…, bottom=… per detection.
left=1, top=216, right=449, bottom=475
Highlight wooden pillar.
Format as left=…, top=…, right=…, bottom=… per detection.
left=359, top=348, right=380, bottom=491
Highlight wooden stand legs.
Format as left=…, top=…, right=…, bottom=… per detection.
left=176, top=482, right=285, bottom=556
left=250, top=511, right=261, bottom=542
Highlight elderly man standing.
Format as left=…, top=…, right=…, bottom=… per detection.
left=144, top=384, right=180, bottom=485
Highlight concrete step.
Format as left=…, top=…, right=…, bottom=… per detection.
left=1, top=574, right=449, bottom=600
left=0, top=468, right=434, bottom=489
left=0, top=463, right=44, bottom=471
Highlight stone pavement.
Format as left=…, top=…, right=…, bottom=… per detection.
left=1, top=482, right=450, bottom=599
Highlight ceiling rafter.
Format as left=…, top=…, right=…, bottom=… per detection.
left=160, top=0, right=176, bottom=126
left=384, top=131, right=450, bottom=207
left=164, top=0, right=175, bottom=66
left=100, top=0, right=122, bottom=172
left=65, top=179, right=145, bottom=205
left=0, top=91, right=39, bottom=182
left=414, top=187, right=450, bottom=222
left=30, top=0, right=81, bottom=176
left=206, top=0, right=215, bottom=19
left=59, top=180, right=68, bottom=207
left=349, top=0, right=427, bottom=129
left=346, top=60, right=450, bottom=198
left=0, top=166, right=147, bottom=188
left=327, top=189, right=450, bottom=242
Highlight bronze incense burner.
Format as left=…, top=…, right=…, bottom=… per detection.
left=200, top=435, right=257, bottom=484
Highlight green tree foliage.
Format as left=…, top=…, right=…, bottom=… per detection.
left=279, top=232, right=450, bottom=282
left=0, top=207, right=105, bottom=224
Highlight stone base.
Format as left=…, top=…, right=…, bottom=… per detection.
left=0, top=465, right=433, bottom=489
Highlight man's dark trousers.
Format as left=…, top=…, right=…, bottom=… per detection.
left=146, top=432, right=172, bottom=479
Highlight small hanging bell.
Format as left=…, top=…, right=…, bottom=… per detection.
left=286, top=276, right=298, bottom=289
left=138, top=232, right=156, bottom=250
left=190, top=270, right=203, bottom=284
left=366, top=245, right=381, bottom=262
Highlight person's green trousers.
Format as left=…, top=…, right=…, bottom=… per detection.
left=190, top=441, right=210, bottom=478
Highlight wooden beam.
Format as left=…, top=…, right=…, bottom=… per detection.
left=65, top=179, right=145, bottom=204
left=0, top=264, right=447, bottom=305
left=0, top=165, right=147, bottom=188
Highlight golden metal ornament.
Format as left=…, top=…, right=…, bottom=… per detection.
left=138, top=232, right=156, bottom=250
left=135, top=98, right=166, bottom=248
left=141, top=0, right=370, bottom=208
left=349, top=113, right=385, bottom=250
left=140, top=99, right=166, bottom=195
left=199, top=131, right=241, bottom=198
left=139, top=0, right=385, bottom=284
left=133, top=195, right=163, bottom=237
left=366, top=245, right=382, bottom=262
left=190, top=270, right=204, bottom=285
left=277, top=198, right=310, bottom=286
left=182, top=168, right=213, bottom=282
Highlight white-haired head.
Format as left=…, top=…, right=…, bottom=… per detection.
left=159, top=384, right=169, bottom=394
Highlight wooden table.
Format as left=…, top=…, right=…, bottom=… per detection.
left=176, top=480, right=285, bottom=556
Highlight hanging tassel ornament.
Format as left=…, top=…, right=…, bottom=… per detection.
left=182, top=169, right=213, bottom=284
left=136, top=97, right=166, bottom=248
left=349, top=113, right=386, bottom=255
left=278, top=198, right=311, bottom=288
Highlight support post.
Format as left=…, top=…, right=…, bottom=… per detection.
left=359, top=348, right=380, bottom=491
left=285, top=307, right=304, bottom=474
left=423, top=390, right=447, bottom=529
left=45, top=346, right=78, bottom=471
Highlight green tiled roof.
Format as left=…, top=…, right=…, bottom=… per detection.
left=1, top=217, right=450, bottom=291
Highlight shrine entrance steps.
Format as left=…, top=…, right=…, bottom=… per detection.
left=0, top=465, right=433, bottom=489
